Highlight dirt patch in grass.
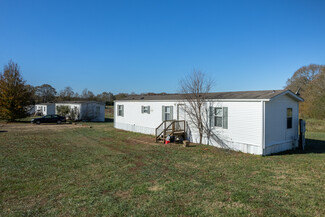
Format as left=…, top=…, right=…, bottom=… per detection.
left=0, top=123, right=86, bottom=132
left=128, top=159, right=146, bottom=172
left=115, top=190, right=132, bottom=199
left=125, top=137, right=158, bottom=146
left=148, top=184, right=164, bottom=192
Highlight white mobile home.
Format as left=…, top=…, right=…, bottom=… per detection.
left=35, top=103, right=55, bottom=116
left=55, top=101, right=105, bottom=122
left=25, top=105, right=35, bottom=115
left=114, top=90, right=303, bottom=155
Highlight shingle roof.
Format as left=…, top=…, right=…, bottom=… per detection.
left=56, top=101, right=105, bottom=104
left=117, top=90, right=299, bottom=101
left=36, top=103, right=55, bottom=105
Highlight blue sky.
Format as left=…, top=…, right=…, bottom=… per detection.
left=0, top=0, right=324, bottom=95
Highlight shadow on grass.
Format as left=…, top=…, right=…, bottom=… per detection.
left=12, top=121, right=31, bottom=123
left=0, top=130, right=8, bottom=133
left=304, top=139, right=325, bottom=153
left=183, top=144, right=196, bottom=147
left=273, top=139, right=325, bottom=155
left=105, top=118, right=114, bottom=122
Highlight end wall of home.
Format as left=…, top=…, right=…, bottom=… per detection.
left=264, top=94, right=299, bottom=155
left=80, top=103, right=105, bottom=122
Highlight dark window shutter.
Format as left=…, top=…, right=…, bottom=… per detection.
left=170, top=106, right=173, bottom=120
left=162, top=106, right=165, bottom=121
left=223, top=107, right=228, bottom=129
left=209, top=106, right=214, bottom=128
left=148, top=106, right=150, bottom=114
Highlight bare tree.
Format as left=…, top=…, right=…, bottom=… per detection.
left=81, top=88, right=95, bottom=100
left=179, top=70, right=213, bottom=144
left=35, top=84, right=57, bottom=103
left=59, top=86, right=74, bottom=101
left=96, top=91, right=114, bottom=105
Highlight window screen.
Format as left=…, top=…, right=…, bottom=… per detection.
left=118, top=105, right=124, bottom=117
left=162, top=106, right=173, bottom=121
left=215, top=108, right=223, bottom=127
left=210, top=106, right=228, bottom=129
left=141, top=106, right=150, bottom=114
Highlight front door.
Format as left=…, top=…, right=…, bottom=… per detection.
left=177, top=104, right=186, bottom=120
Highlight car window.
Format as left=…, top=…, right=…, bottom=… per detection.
left=44, top=115, right=52, bottom=119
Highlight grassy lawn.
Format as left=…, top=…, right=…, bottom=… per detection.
left=0, top=119, right=324, bottom=216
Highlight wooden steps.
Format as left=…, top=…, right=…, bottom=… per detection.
left=155, top=120, right=186, bottom=143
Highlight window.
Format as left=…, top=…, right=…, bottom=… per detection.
left=210, top=107, right=228, bottom=129
left=215, top=108, right=223, bottom=127
left=43, top=106, right=45, bottom=111
left=118, top=105, right=124, bottom=117
left=162, top=106, right=173, bottom=121
left=287, top=108, right=292, bottom=129
left=141, top=106, right=150, bottom=114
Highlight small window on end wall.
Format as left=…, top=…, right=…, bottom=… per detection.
left=287, top=108, right=292, bottom=129
left=118, top=105, right=124, bottom=117
left=141, top=106, right=150, bottom=114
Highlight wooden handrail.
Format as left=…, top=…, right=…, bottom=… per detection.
left=155, top=120, right=186, bottom=142
left=155, top=120, right=166, bottom=131
left=155, top=120, right=168, bottom=142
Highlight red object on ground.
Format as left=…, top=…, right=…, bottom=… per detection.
left=165, top=140, right=170, bottom=144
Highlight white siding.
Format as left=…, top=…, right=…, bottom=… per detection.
left=35, top=104, right=55, bottom=116
left=114, top=101, right=177, bottom=134
left=55, top=102, right=105, bottom=122
left=80, top=102, right=105, bottom=122
left=47, top=104, right=55, bottom=115
left=55, top=103, right=82, bottom=120
left=202, top=101, right=263, bottom=155
left=264, top=95, right=299, bottom=155
left=114, top=100, right=264, bottom=155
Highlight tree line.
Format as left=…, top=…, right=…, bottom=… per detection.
left=31, top=84, right=116, bottom=105
left=0, top=60, right=130, bottom=121
left=286, top=64, right=325, bottom=119
left=1, top=60, right=324, bottom=121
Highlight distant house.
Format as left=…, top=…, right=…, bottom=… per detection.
left=55, top=101, right=105, bottom=122
left=25, top=105, right=35, bottom=115
left=35, top=103, right=55, bottom=116
left=114, top=90, right=304, bottom=155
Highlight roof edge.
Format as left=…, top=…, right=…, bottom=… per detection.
left=270, top=90, right=304, bottom=102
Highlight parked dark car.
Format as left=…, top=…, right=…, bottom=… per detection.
left=31, top=115, right=66, bottom=124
